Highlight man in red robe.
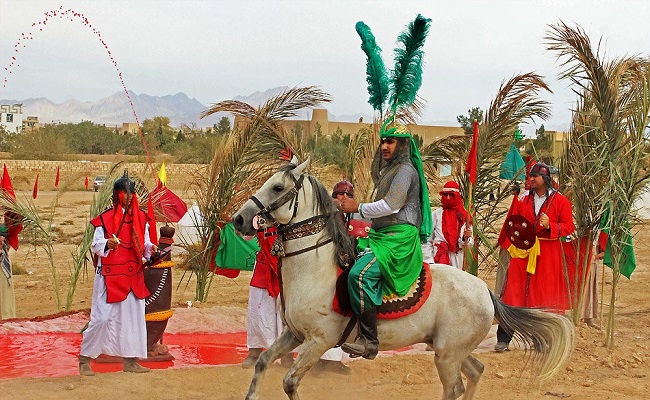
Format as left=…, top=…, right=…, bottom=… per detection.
left=495, top=162, right=574, bottom=352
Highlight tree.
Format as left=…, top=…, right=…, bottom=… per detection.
left=8, top=126, right=72, bottom=160
left=215, top=116, right=231, bottom=135
left=534, top=124, right=552, bottom=151
left=0, top=124, right=9, bottom=151
left=457, top=107, right=484, bottom=135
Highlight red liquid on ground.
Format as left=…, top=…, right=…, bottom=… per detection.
left=0, top=332, right=248, bottom=379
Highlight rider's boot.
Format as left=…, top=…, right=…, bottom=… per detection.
left=341, top=307, right=378, bottom=360
left=241, top=348, right=262, bottom=368
left=78, top=355, right=95, bottom=376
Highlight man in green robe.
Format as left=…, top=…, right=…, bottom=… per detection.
left=339, top=122, right=431, bottom=359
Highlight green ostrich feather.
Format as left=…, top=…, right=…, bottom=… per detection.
left=389, top=14, right=431, bottom=115
left=355, top=21, right=389, bottom=116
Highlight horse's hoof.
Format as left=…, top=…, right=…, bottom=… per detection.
left=494, top=341, right=509, bottom=352
left=312, top=359, right=352, bottom=376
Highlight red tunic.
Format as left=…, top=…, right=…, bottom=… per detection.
left=250, top=227, right=280, bottom=298
left=91, top=208, right=151, bottom=303
left=501, top=190, right=574, bottom=312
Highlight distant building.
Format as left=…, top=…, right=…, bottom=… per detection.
left=0, top=103, right=24, bottom=133
left=549, top=130, right=568, bottom=161
left=22, top=116, right=41, bottom=132
left=234, top=108, right=465, bottom=146
left=122, top=122, right=140, bottom=135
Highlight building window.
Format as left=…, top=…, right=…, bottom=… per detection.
left=6, top=114, right=13, bottom=123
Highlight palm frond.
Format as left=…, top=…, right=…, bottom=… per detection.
left=547, top=21, right=650, bottom=343
left=186, top=86, right=333, bottom=301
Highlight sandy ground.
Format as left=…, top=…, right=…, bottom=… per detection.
left=1, top=190, right=649, bottom=399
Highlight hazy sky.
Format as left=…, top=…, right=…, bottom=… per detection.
left=1, top=0, right=649, bottom=135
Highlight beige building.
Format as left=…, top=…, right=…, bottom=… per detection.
left=122, top=122, right=140, bottom=135
left=549, top=130, right=568, bottom=161
left=22, top=116, right=40, bottom=132
left=235, top=108, right=464, bottom=145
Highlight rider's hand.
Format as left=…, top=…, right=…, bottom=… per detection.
left=339, top=197, right=359, bottom=213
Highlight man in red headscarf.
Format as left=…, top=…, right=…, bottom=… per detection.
left=423, top=181, right=472, bottom=269
left=78, top=173, right=157, bottom=376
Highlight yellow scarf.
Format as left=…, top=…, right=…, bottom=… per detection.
left=507, top=238, right=541, bottom=274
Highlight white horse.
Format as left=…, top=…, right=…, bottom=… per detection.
left=232, top=159, right=575, bottom=400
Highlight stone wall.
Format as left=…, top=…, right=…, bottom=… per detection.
left=1, top=159, right=205, bottom=191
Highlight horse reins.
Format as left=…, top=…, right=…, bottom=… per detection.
left=250, top=174, right=305, bottom=228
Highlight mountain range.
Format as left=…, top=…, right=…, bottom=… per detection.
left=0, top=86, right=378, bottom=129
left=2, top=88, right=571, bottom=133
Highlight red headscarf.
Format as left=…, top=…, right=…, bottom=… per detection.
left=113, top=191, right=146, bottom=260
left=439, top=181, right=469, bottom=253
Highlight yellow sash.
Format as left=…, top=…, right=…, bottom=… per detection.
left=507, top=238, right=541, bottom=274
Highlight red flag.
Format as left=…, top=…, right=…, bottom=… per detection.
left=32, top=174, right=39, bottom=199
left=1, top=164, right=23, bottom=250
left=150, top=181, right=187, bottom=223
left=84, top=176, right=89, bottom=190
left=279, top=146, right=292, bottom=161
left=55, top=166, right=60, bottom=187
left=2, top=164, right=15, bottom=198
left=465, top=120, right=479, bottom=184
left=147, top=195, right=158, bottom=245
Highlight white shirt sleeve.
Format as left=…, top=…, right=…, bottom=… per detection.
left=91, top=226, right=109, bottom=257
left=359, top=199, right=399, bottom=218
left=143, top=222, right=154, bottom=260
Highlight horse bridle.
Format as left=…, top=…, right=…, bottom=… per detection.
left=249, top=172, right=337, bottom=258
left=249, top=173, right=305, bottom=228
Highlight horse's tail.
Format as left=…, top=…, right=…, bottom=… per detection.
left=489, top=290, right=575, bottom=384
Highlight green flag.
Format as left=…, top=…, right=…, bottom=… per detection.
left=215, top=223, right=259, bottom=271
left=599, top=208, right=636, bottom=279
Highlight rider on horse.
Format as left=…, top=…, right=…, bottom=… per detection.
left=338, top=121, right=431, bottom=359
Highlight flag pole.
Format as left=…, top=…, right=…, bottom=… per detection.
left=464, top=120, right=479, bottom=275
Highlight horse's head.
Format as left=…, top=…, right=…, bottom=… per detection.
left=232, top=157, right=311, bottom=236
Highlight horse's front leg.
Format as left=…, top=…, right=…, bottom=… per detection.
left=246, top=329, right=301, bottom=400
left=282, top=339, right=331, bottom=400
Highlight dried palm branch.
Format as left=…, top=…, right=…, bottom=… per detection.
left=0, top=189, right=65, bottom=310
left=349, top=119, right=381, bottom=203
left=547, top=21, right=650, bottom=346
left=423, top=73, right=552, bottom=275
left=342, top=124, right=370, bottom=185
left=183, top=86, right=332, bottom=302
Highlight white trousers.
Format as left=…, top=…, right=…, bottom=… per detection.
left=246, top=286, right=344, bottom=361
left=80, top=272, right=147, bottom=359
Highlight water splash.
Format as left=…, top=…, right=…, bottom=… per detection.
left=1, top=6, right=154, bottom=176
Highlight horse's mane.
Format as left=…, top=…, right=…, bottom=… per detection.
left=279, top=164, right=355, bottom=261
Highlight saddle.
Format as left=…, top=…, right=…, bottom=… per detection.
left=333, top=263, right=433, bottom=320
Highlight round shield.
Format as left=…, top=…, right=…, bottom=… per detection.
left=348, top=219, right=371, bottom=239
left=504, top=214, right=536, bottom=250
